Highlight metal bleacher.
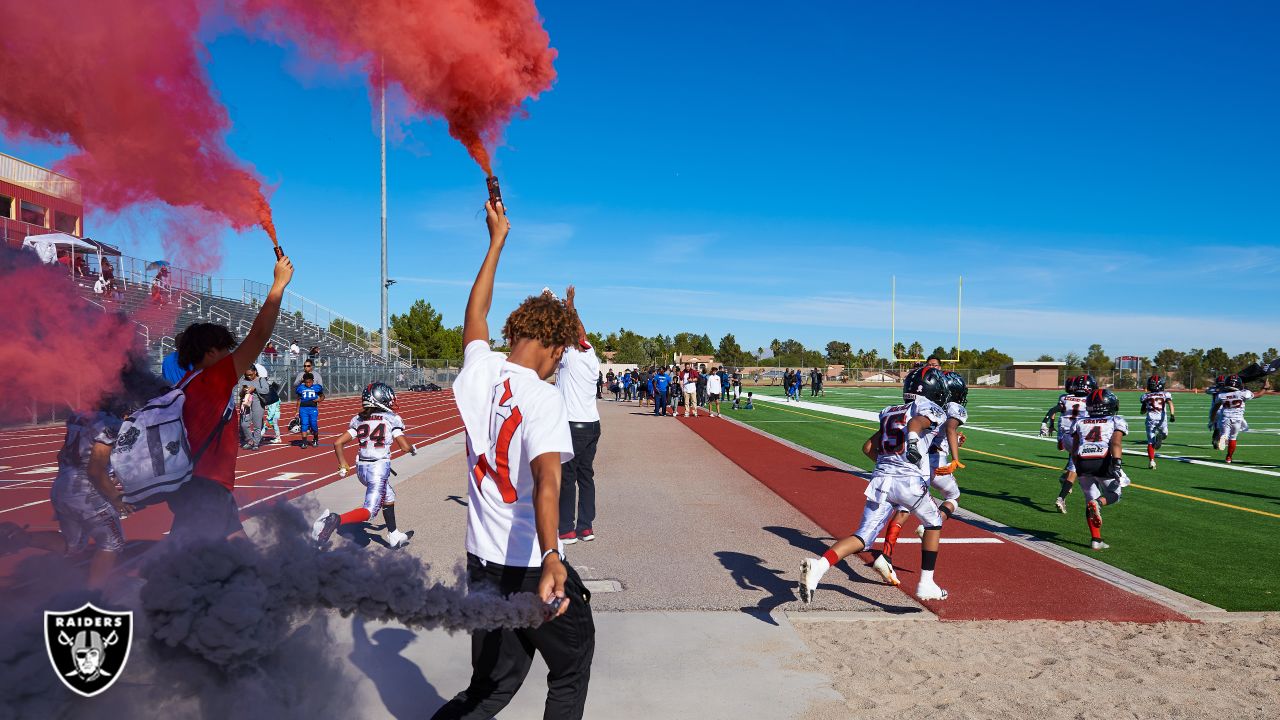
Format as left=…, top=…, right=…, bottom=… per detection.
left=58, top=251, right=430, bottom=395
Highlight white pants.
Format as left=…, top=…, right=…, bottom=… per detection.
left=1217, top=416, right=1248, bottom=441
left=1058, top=428, right=1077, bottom=472
left=1078, top=471, right=1127, bottom=504
left=1145, top=415, right=1169, bottom=446
left=855, top=474, right=945, bottom=547
left=357, top=459, right=396, bottom=516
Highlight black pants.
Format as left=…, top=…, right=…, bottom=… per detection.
left=432, top=554, right=595, bottom=720
left=559, top=422, right=600, bottom=535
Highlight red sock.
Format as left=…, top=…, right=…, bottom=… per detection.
left=1227, top=440, right=1237, bottom=458
left=822, top=549, right=839, bottom=566
left=1147, top=445, right=1155, bottom=460
left=339, top=508, right=371, bottom=525
left=883, top=521, right=902, bottom=559
left=1086, top=504, right=1102, bottom=540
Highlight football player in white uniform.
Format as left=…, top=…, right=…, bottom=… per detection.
left=1042, top=375, right=1094, bottom=513
left=1139, top=375, right=1176, bottom=469
left=1071, top=389, right=1129, bottom=550
left=799, top=367, right=952, bottom=602
left=1213, top=374, right=1267, bottom=463
left=312, top=382, right=416, bottom=547
left=882, top=371, right=968, bottom=564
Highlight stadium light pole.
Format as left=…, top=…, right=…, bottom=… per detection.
left=379, top=57, right=389, bottom=361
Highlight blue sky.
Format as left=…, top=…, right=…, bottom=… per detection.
left=5, top=1, right=1278, bottom=359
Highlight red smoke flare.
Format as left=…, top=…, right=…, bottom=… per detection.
left=232, top=0, right=557, bottom=174
left=0, top=0, right=276, bottom=267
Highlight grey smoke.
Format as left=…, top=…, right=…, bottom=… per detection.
left=142, top=502, right=548, bottom=669
left=0, top=502, right=547, bottom=718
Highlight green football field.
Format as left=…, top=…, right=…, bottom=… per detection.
left=724, top=385, right=1280, bottom=611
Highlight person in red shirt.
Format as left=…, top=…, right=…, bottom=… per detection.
left=166, top=255, right=294, bottom=541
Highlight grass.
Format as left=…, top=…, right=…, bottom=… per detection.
left=725, top=385, right=1280, bottom=611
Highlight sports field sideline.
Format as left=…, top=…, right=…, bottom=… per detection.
left=727, top=385, right=1280, bottom=611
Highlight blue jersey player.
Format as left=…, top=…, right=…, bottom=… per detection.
left=295, top=372, right=326, bottom=447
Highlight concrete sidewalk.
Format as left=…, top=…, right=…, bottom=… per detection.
left=290, top=398, right=923, bottom=718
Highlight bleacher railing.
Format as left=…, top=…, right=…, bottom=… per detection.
left=49, top=246, right=417, bottom=369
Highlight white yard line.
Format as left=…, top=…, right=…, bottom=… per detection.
left=754, top=395, right=1280, bottom=478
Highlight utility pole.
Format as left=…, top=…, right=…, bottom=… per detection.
left=380, top=57, right=389, bottom=361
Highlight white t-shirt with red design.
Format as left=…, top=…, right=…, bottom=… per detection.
left=454, top=340, right=575, bottom=567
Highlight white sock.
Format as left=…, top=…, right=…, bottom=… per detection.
left=920, top=569, right=935, bottom=585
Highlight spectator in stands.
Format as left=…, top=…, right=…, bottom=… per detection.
left=309, top=345, right=321, bottom=362
left=166, top=254, right=294, bottom=541
left=289, top=340, right=301, bottom=362
left=236, top=366, right=271, bottom=450
left=150, top=266, right=171, bottom=306
left=263, top=342, right=279, bottom=365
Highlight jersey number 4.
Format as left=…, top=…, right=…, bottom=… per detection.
left=1084, top=426, right=1103, bottom=442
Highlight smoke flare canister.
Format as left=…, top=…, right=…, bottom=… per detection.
left=486, top=175, right=503, bottom=209
left=273, top=244, right=284, bottom=260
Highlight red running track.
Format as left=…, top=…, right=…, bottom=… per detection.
left=679, top=415, right=1188, bottom=623
left=0, top=390, right=462, bottom=583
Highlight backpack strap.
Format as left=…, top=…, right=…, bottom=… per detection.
left=190, top=401, right=233, bottom=466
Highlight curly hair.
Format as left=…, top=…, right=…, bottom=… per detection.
left=502, top=293, right=580, bottom=348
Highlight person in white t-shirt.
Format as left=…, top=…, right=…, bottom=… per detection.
left=432, top=200, right=595, bottom=720
left=705, top=365, right=723, bottom=417
left=556, top=285, right=602, bottom=545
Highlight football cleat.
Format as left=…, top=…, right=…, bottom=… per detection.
left=799, top=558, right=820, bottom=604
left=312, top=510, right=340, bottom=545
left=1148, top=459, right=1156, bottom=470
left=387, top=530, right=410, bottom=548
left=1054, top=497, right=1067, bottom=514
left=1091, top=540, right=1110, bottom=551
left=916, top=579, right=949, bottom=601
left=1086, top=501, right=1102, bottom=529
left=871, top=554, right=901, bottom=586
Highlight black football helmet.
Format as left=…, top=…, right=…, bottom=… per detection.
left=943, top=371, right=968, bottom=406
left=904, top=367, right=950, bottom=406
left=1224, top=374, right=1243, bottom=390
left=1075, top=374, right=1098, bottom=397
left=1146, top=375, right=1165, bottom=392
left=1086, top=388, right=1119, bottom=417
left=362, top=382, right=398, bottom=412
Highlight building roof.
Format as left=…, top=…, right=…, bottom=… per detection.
left=1003, top=361, right=1066, bottom=368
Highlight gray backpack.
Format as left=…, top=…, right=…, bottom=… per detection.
left=111, top=371, right=232, bottom=505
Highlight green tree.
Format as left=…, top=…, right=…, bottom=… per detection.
left=1203, top=347, right=1231, bottom=375
left=825, top=341, right=852, bottom=365
left=1150, top=349, right=1183, bottom=376
left=390, top=300, right=463, bottom=361
left=718, top=333, right=747, bottom=367
left=1060, top=352, right=1082, bottom=377
left=1083, top=344, right=1111, bottom=378
left=930, top=346, right=949, bottom=361
left=1036, top=354, right=1056, bottom=362
left=907, top=341, right=924, bottom=359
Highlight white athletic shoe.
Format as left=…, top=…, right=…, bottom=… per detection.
left=1054, top=497, right=1067, bottom=514
left=871, top=554, right=901, bottom=586
left=312, top=509, right=340, bottom=544
left=916, top=579, right=949, bottom=601
left=1091, top=540, right=1110, bottom=551
left=387, top=530, right=410, bottom=548
left=1148, top=459, right=1156, bottom=470
left=798, top=558, right=820, bottom=604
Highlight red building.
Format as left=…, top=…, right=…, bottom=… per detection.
left=0, top=151, right=83, bottom=248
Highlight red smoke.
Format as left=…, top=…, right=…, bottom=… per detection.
left=0, top=249, right=172, bottom=424
left=0, top=0, right=276, bottom=269
left=232, top=0, right=558, bottom=174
